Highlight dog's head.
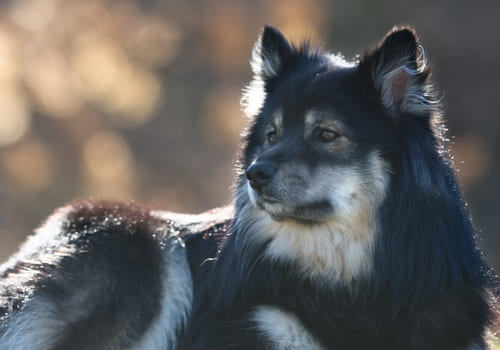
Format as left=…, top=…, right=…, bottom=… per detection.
left=234, top=26, right=439, bottom=282
left=238, top=25, right=436, bottom=223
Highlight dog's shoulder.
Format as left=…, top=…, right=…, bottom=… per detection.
left=154, top=206, right=233, bottom=274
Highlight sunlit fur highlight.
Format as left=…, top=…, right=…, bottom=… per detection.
left=241, top=31, right=280, bottom=118
left=0, top=208, right=82, bottom=349
left=251, top=306, right=326, bottom=350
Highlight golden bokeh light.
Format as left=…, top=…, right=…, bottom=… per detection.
left=72, top=35, right=161, bottom=127
left=452, top=135, right=491, bottom=188
left=261, top=0, right=326, bottom=43
left=0, top=29, right=19, bottom=87
left=200, top=86, right=246, bottom=146
left=82, top=131, right=136, bottom=197
left=0, top=92, right=31, bottom=147
left=24, top=48, right=83, bottom=118
left=125, top=18, right=183, bottom=68
left=0, top=140, right=54, bottom=191
left=0, top=27, right=30, bottom=147
left=82, top=130, right=133, bottom=182
left=9, top=0, right=57, bottom=32
left=199, top=1, right=254, bottom=73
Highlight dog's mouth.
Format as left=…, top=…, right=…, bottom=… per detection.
left=253, top=192, right=334, bottom=224
left=257, top=194, right=281, bottom=205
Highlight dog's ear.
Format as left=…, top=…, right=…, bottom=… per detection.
left=242, top=26, right=292, bottom=117
left=360, top=26, right=436, bottom=117
left=251, top=25, right=293, bottom=81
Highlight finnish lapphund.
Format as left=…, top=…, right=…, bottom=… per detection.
left=0, top=25, right=498, bottom=349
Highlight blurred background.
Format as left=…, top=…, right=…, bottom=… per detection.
left=0, top=0, right=498, bottom=270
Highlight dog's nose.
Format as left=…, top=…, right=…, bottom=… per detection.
left=246, top=162, right=276, bottom=189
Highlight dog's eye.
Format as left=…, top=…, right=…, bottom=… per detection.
left=267, top=131, right=278, bottom=143
left=319, top=129, right=338, bottom=142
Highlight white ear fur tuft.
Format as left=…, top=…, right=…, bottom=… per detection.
left=375, top=46, right=435, bottom=115
left=364, top=27, right=439, bottom=117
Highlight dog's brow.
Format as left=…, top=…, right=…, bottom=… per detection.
left=304, top=110, right=344, bottom=136
left=305, top=111, right=320, bottom=128
left=272, top=110, right=283, bottom=129
left=304, top=111, right=319, bottom=138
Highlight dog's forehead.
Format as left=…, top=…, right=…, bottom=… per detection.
left=304, top=110, right=341, bottom=125
left=271, top=108, right=345, bottom=131
left=263, top=60, right=362, bottom=134
left=273, top=73, right=358, bottom=120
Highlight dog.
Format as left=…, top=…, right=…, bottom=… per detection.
left=0, top=25, right=497, bottom=349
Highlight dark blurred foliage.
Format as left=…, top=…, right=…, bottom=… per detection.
left=0, top=0, right=498, bottom=270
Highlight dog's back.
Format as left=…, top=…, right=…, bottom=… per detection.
left=0, top=201, right=230, bottom=349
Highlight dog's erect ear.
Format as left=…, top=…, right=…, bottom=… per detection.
left=360, top=26, right=436, bottom=117
left=251, top=25, right=293, bottom=80
left=242, top=26, right=293, bottom=117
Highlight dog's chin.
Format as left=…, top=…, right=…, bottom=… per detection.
left=247, top=183, right=334, bottom=224
left=255, top=198, right=333, bottom=225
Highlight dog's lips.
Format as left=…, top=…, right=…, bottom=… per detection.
left=255, top=196, right=281, bottom=212
left=247, top=184, right=280, bottom=205
left=247, top=183, right=333, bottom=223
left=258, top=195, right=281, bottom=204
left=254, top=193, right=282, bottom=211
left=255, top=196, right=333, bottom=224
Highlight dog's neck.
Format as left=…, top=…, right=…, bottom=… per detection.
left=232, top=203, right=377, bottom=288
